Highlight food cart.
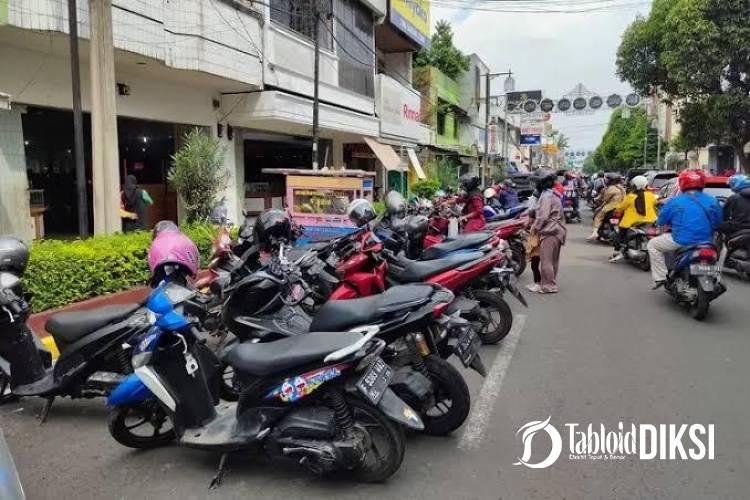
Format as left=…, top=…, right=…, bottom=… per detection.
left=261, top=168, right=374, bottom=244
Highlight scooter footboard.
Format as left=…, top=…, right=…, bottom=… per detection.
left=0, top=324, right=48, bottom=387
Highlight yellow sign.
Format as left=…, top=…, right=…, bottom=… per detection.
left=543, top=144, right=560, bottom=154
left=390, top=0, right=430, bottom=47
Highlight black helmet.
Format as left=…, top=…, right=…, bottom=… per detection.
left=385, top=190, right=406, bottom=216
left=533, top=169, right=557, bottom=191
left=0, top=236, right=30, bottom=276
left=151, top=220, right=179, bottom=240
left=605, top=172, right=622, bottom=185
left=459, top=173, right=480, bottom=192
left=347, top=199, right=377, bottom=227
left=253, top=209, right=293, bottom=250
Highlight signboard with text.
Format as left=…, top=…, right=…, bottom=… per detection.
left=376, top=74, right=426, bottom=142
left=520, top=111, right=543, bottom=145
left=390, top=0, right=430, bottom=48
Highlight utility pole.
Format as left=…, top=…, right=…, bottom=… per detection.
left=311, top=0, right=321, bottom=170
left=67, top=0, right=88, bottom=237
left=89, top=0, right=121, bottom=233
left=482, top=72, right=490, bottom=186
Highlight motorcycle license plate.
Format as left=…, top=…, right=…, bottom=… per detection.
left=690, top=264, right=720, bottom=275
left=356, top=357, right=393, bottom=405
left=455, top=327, right=480, bottom=367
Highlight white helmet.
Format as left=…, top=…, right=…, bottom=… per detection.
left=483, top=188, right=497, bottom=199
left=631, top=175, right=649, bottom=190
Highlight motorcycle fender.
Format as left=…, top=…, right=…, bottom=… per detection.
left=696, top=275, right=716, bottom=293
left=376, top=387, right=424, bottom=431
left=469, top=353, right=487, bottom=377
left=506, top=281, right=528, bottom=307
left=107, top=372, right=153, bottom=407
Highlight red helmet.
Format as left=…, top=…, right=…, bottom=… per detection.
left=678, top=169, right=706, bottom=192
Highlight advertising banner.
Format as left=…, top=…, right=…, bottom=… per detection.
left=390, top=0, right=430, bottom=48
left=376, top=75, right=426, bottom=143
left=506, top=90, right=543, bottom=113
left=520, top=111, right=543, bottom=145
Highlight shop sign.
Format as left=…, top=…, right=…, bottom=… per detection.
left=390, top=0, right=430, bottom=48
left=377, top=74, right=424, bottom=142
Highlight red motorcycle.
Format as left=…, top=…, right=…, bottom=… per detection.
left=326, top=227, right=525, bottom=345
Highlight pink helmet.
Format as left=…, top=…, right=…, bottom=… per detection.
left=148, top=231, right=199, bottom=285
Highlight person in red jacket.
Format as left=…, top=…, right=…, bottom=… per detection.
left=458, top=173, right=486, bottom=232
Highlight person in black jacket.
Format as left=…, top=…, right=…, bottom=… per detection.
left=720, top=175, right=750, bottom=236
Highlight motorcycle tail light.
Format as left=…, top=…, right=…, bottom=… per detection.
left=697, top=248, right=717, bottom=260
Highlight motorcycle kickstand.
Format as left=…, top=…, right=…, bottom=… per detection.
left=209, top=452, right=230, bottom=490
left=37, top=396, right=55, bottom=424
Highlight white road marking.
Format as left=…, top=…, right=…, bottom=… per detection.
left=458, top=313, right=527, bottom=451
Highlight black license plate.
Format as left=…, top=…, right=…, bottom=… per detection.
left=356, top=357, right=393, bottom=405
left=455, top=327, right=480, bottom=366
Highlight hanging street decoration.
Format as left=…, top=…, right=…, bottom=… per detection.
left=504, top=84, right=641, bottom=116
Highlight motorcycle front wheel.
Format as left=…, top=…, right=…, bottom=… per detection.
left=109, top=403, right=175, bottom=449
left=510, top=241, right=527, bottom=277
left=347, top=396, right=405, bottom=482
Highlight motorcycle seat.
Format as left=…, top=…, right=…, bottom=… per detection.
left=395, top=252, right=484, bottom=282
left=309, top=284, right=435, bottom=332
left=727, top=229, right=750, bottom=248
left=46, top=303, right=141, bottom=344
left=225, top=331, right=366, bottom=376
left=421, top=232, right=492, bottom=260
left=486, top=219, right=523, bottom=231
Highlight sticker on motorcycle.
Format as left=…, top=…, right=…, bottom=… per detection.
left=264, top=364, right=346, bottom=402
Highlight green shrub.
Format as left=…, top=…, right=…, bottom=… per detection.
left=25, top=225, right=218, bottom=313
left=410, top=179, right=442, bottom=199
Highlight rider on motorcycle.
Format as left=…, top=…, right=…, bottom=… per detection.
left=457, top=173, right=486, bottom=232
left=588, top=173, right=626, bottom=240
left=720, top=174, right=750, bottom=236
left=647, top=169, right=722, bottom=289
left=609, top=175, right=658, bottom=263
left=497, top=179, right=520, bottom=210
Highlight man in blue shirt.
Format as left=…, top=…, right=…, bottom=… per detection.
left=647, top=170, right=722, bottom=288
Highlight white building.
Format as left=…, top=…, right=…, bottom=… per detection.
left=0, top=0, right=420, bottom=238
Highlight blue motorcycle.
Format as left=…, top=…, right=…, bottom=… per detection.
left=663, top=243, right=727, bottom=320
left=107, top=278, right=422, bottom=486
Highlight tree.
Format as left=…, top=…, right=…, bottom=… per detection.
left=169, top=128, right=228, bottom=223
left=591, top=107, right=658, bottom=171
left=617, top=0, right=750, bottom=172
left=555, top=133, right=570, bottom=151
left=414, top=20, right=470, bottom=80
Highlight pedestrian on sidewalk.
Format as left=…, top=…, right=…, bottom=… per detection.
left=531, top=171, right=567, bottom=293
left=121, top=174, right=153, bottom=232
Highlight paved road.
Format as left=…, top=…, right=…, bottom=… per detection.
left=3, top=219, right=750, bottom=499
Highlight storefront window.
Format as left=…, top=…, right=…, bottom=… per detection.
left=292, top=188, right=354, bottom=215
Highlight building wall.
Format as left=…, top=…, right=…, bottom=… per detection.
left=0, top=108, right=33, bottom=241
left=4, top=0, right=264, bottom=87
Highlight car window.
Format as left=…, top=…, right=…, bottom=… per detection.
left=650, top=177, right=675, bottom=189
left=704, top=186, right=732, bottom=203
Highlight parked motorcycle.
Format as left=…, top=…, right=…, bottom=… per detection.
left=662, top=242, right=727, bottom=320
left=108, top=279, right=422, bottom=485
left=0, top=239, right=151, bottom=421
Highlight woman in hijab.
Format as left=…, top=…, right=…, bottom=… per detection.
left=121, top=174, right=152, bottom=232
left=530, top=171, right=567, bottom=293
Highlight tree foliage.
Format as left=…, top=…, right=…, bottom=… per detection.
left=414, top=20, right=470, bottom=80
left=616, top=0, right=750, bottom=172
left=591, top=107, right=658, bottom=171
left=169, top=128, right=229, bottom=223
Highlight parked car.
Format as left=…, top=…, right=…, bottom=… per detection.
left=657, top=175, right=731, bottom=205
left=646, top=170, right=677, bottom=191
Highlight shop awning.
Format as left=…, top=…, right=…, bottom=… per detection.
left=407, top=147, right=426, bottom=180
left=363, top=137, right=404, bottom=172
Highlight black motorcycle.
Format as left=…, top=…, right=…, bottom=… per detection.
left=662, top=243, right=727, bottom=320
left=721, top=229, right=750, bottom=280
left=595, top=209, right=619, bottom=244
left=218, top=246, right=480, bottom=436
left=618, top=222, right=660, bottom=271
left=0, top=271, right=150, bottom=421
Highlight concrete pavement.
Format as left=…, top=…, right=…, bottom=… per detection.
left=2, top=220, right=750, bottom=499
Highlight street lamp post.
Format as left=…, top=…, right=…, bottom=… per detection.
left=482, top=70, right=514, bottom=187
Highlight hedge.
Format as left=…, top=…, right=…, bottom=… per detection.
left=25, top=225, right=219, bottom=313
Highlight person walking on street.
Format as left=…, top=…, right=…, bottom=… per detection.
left=588, top=172, right=625, bottom=240
left=121, top=174, right=153, bottom=232
left=609, top=175, right=658, bottom=262
left=647, top=169, right=722, bottom=289
left=531, top=170, right=567, bottom=293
